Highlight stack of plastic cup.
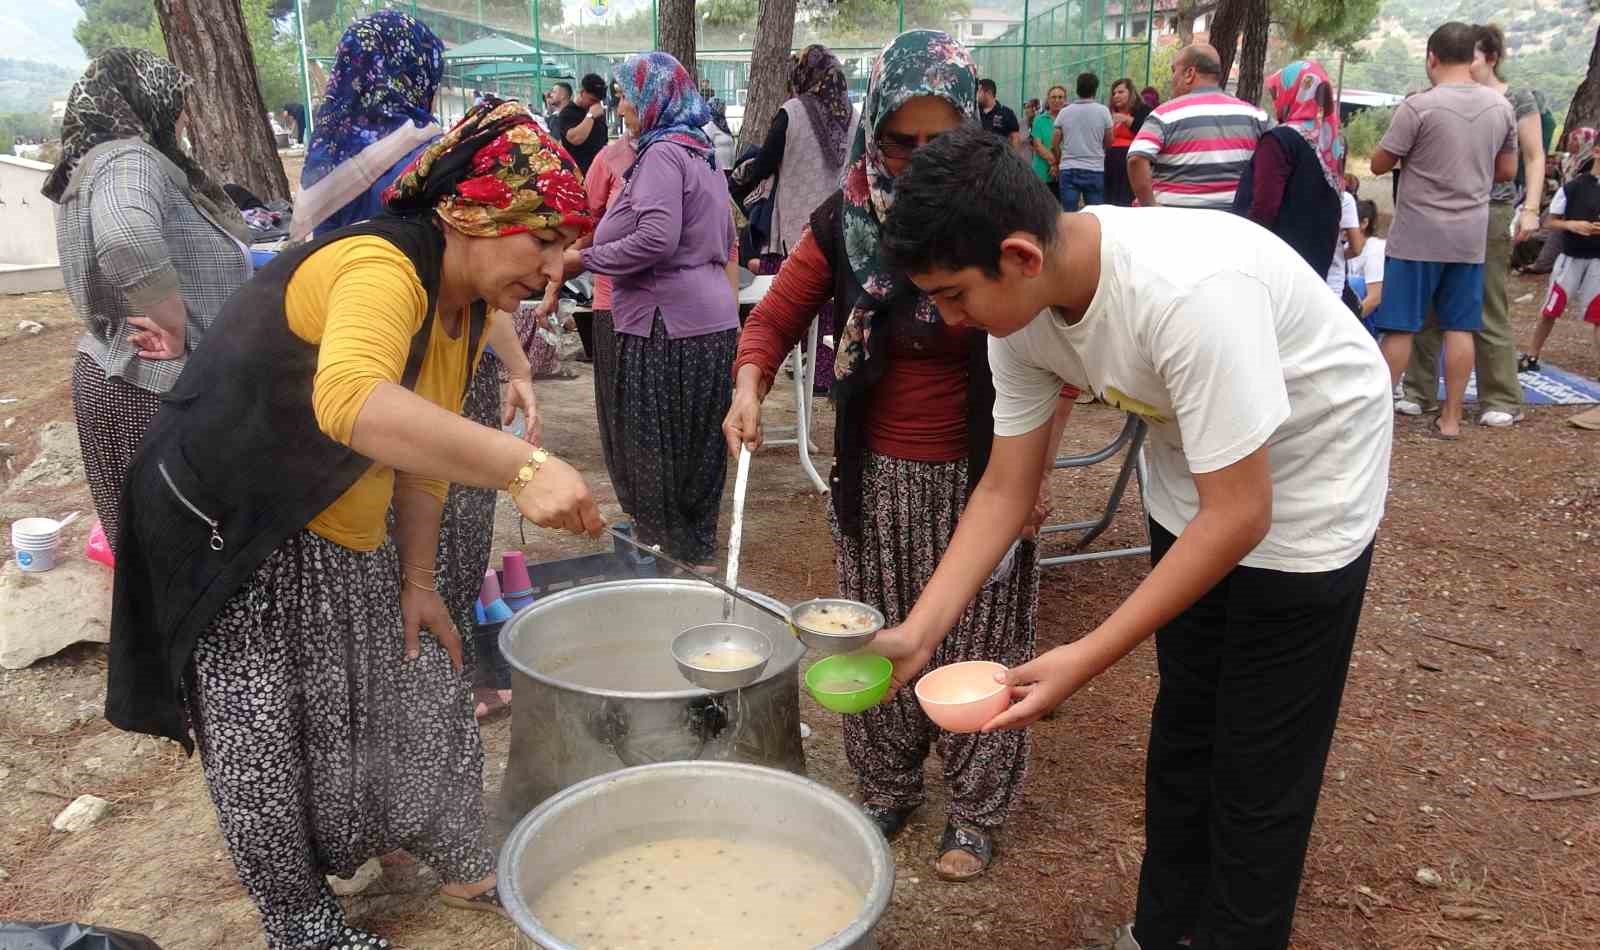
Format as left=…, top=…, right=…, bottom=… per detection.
left=12, top=517, right=64, bottom=573
left=501, top=551, right=535, bottom=611
left=478, top=568, right=515, bottom=622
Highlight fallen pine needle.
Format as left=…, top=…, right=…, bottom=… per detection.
left=1416, top=631, right=1499, bottom=656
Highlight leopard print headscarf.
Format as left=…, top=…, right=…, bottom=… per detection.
left=43, top=48, right=248, bottom=242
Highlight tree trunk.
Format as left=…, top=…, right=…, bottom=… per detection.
left=658, top=0, right=698, bottom=84
left=1567, top=26, right=1600, bottom=135
left=1207, top=0, right=1246, bottom=91
left=1176, top=0, right=1197, bottom=47
left=1234, top=0, right=1270, bottom=107
left=1174, top=0, right=1218, bottom=47
left=154, top=0, right=289, bottom=203
left=738, top=0, right=799, bottom=153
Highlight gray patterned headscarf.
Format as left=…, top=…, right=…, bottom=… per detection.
left=43, top=48, right=248, bottom=241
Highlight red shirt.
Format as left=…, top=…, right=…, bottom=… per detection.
left=1110, top=114, right=1138, bottom=148
left=735, top=229, right=973, bottom=462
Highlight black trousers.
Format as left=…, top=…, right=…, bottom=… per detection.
left=1133, top=520, right=1375, bottom=950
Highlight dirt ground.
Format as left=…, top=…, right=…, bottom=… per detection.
left=0, top=269, right=1597, bottom=950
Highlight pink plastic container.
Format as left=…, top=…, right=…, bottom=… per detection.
left=914, top=660, right=1011, bottom=734
left=501, top=551, right=535, bottom=609
left=479, top=568, right=504, bottom=607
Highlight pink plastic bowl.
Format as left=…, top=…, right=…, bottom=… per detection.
left=914, top=660, right=1010, bottom=733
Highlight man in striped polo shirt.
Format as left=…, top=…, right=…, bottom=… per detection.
left=1127, top=44, right=1268, bottom=210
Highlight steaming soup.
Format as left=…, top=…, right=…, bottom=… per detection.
left=794, top=604, right=877, bottom=636
left=690, top=645, right=764, bottom=671
left=533, top=835, right=863, bottom=947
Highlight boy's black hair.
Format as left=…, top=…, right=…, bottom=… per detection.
left=553, top=81, right=574, bottom=98
left=1427, top=22, right=1478, bottom=65
left=581, top=73, right=607, bottom=99
left=1075, top=72, right=1099, bottom=99
left=978, top=78, right=998, bottom=96
left=881, top=124, right=1061, bottom=278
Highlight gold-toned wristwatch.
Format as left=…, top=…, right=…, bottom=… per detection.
left=507, top=448, right=550, bottom=495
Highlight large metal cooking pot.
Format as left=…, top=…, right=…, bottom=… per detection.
left=501, top=761, right=894, bottom=949
left=497, top=579, right=806, bottom=821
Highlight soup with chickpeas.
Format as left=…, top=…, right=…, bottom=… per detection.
left=533, top=835, right=864, bottom=947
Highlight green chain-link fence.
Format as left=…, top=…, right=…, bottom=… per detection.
left=292, top=0, right=1157, bottom=134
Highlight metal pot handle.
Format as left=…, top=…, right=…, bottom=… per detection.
left=594, top=691, right=746, bottom=768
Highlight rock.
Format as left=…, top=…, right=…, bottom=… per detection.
left=327, top=857, right=383, bottom=896
left=1440, top=905, right=1503, bottom=923
left=17, top=320, right=44, bottom=335
left=0, top=442, right=14, bottom=459
left=4, top=421, right=84, bottom=491
left=0, top=867, right=9, bottom=881
left=1415, top=867, right=1444, bottom=887
left=0, top=557, right=113, bottom=669
left=52, top=794, right=111, bottom=832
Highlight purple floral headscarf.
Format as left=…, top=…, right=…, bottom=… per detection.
left=302, top=12, right=443, bottom=189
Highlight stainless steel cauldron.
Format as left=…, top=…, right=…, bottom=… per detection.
left=497, top=579, right=807, bottom=821
left=501, top=761, right=894, bottom=950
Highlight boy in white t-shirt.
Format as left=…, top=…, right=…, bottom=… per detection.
left=872, top=126, right=1393, bottom=950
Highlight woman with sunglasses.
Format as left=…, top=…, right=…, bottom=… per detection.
left=723, top=29, right=1068, bottom=882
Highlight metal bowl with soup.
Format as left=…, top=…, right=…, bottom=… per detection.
left=501, top=761, right=894, bottom=949
left=788, top=598, right=885, bottom=654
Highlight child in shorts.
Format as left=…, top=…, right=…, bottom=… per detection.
left=1523, top=133, right=1600, bottom=376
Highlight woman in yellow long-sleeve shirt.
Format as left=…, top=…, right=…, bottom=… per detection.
left=107, top=101, right=602, bottom=950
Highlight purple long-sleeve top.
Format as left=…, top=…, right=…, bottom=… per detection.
left=580, top=140, right=738, bottom=338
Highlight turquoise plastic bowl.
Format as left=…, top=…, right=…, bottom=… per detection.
left=805, top=654, right=893, bottom=714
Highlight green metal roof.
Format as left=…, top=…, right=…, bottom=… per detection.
left=460, top=60, right=572, bottom=81
left=444, top=35, right=538, bottom=62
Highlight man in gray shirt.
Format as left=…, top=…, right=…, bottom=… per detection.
left=1370, top=21, right=1517, bottom=439
left=1052, top=72, right=1114, bottom=210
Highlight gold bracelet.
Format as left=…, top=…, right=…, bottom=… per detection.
left=401, top=560, right=439, bottom=575
left=507, top=447, right=551, bottom=495
left=403, top=575, right=439, bottom=593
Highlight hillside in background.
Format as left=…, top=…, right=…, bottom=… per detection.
left=1338, top=0, right=1597, bottom=118
left=0, top=58, right=77, bottom=117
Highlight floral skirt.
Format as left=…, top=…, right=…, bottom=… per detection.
left=829, top=452, right=1039, bottom=828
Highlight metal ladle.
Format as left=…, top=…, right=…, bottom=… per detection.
left=604, top=519, right=788, bottom=626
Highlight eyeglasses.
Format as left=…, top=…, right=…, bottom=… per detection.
left=875, top=130, right=947, bottom=160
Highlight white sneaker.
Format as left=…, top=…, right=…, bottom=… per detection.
left=1479, top=409, right=1524, bottom=427
left=1394, top=399, right=1424, bottom=416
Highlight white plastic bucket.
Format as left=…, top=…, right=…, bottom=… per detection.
left=12, top=517, right=64, bottom=573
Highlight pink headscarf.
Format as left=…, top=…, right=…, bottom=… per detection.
left=1265, top=60, right=1343, bottom=192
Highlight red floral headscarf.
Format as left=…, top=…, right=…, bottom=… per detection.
left=384, top=98, right=593, bottom=239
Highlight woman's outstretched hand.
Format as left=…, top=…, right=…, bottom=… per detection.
left=513, top=453, right=604, bottom=537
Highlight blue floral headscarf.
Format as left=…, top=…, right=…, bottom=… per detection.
left=301, top=11, right=444, bottom=189
left=833, top=30, right=977, bottom=384
left=614, top=51, right=713, bottom=176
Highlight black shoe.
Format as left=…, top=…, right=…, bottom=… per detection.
left=1518, top=353, right=1541, bottom=373
left=861, top=801, right=919, bottom=840
left=934, top=818, right=996, bottom=882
